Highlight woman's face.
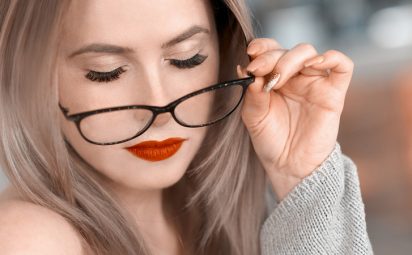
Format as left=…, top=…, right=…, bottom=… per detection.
left=57, top=0, right=220, bottom=190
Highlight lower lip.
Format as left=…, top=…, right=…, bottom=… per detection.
left=125, top=138, right=187, bottom=162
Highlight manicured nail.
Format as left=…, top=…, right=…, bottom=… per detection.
left=263, top=73, right=281, bottom=92
left=304, top=55, right=325, bottom=68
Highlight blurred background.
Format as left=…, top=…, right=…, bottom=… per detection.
left=1, top=0, right=412, bottom=254
left=247, top=0, right=412, bottom=254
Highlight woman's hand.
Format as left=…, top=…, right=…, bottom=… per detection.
left=238, top=38, right=353, bottom=201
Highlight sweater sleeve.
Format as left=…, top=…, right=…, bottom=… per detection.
left=259, top=143, right=373, bottom=255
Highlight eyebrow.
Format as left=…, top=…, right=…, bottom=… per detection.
left=68, top=44, right=134, bottom=58
left=161, top=25, right=209, bottom=49
left=68, top=25, right=210, bottom=59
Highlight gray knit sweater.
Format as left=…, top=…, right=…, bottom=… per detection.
left=259, top=143, right=373, bottom=254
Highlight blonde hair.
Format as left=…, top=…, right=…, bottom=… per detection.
left=0, top=0, right=268, bottom=254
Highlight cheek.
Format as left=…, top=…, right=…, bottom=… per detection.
left=58, top=96, right=210, bottom=190
left=59, top=113, right=100, bottom=160
left=205, top=43, right=220, bottom=83
left=61, top=126, right=209, bottom=190
left=57, top=66, right=89, bottom=113
left=177, top=43, right=220, bottom=91
left=59, top=120, right=124, bottom=182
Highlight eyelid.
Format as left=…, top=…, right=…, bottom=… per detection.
left=169, top=53, right=207, bottom=69
left=165, top=35, right=206, bottom=54
left=85, top=66, right=127, bottom=82
left=165, top=48, right=200, bottom=60
left=85, top=62, right=129, bottom=72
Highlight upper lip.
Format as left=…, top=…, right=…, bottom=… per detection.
left=124, top=137, right=188, bottom=149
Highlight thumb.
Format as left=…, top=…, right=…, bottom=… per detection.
left=236, top=65, right=271, bottom=125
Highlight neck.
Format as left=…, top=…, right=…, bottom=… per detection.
left=103, top=179, right=165, bottom=222
left=102, top=180, right=183, bottom=254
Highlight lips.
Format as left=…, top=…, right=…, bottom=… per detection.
left=125, top=137, right=187, bottom=162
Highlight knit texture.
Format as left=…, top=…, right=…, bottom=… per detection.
left=260, top=143, right=373, bottom=254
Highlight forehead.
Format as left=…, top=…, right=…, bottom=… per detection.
left=60, top=0, right=214, bottom=52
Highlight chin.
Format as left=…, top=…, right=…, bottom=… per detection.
left=101, top=144, right=195, bottom=192
left=74, top=129, right=207, bottom=192
left=117, top=133, right=206, bottom=191
left=112, top=167, right=187, bottom=193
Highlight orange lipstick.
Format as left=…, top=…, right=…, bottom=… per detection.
left=125, top=137, right=187, bottom=162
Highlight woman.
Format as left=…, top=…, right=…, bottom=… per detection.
left=0, top=0, right=372, bottom=254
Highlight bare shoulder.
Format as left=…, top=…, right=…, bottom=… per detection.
left=0, top=186, right=84, bottom=255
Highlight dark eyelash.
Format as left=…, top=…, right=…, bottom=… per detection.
left=170, top=54, right=207, bottom=69
left=84, top=54, right=205, bottom=83
left=85, top=66, right=126, bottom=83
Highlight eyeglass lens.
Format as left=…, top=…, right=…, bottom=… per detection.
left=79, top=84, right=245, bottom=144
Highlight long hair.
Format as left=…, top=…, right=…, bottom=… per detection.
left=0, top=0, right=268, bottom=254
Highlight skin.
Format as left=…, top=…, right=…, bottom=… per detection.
left=239, top=40, right=353, bottom=201
left=0, top=0, right=353, bottom=254
left=0, top=190, right=83, bottom=255
left=57, top=0, right=220, bottom=253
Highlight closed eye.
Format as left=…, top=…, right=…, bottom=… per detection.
left=169, top=53, right=207, bottom=69
left=85, top=53, right=207, bottom=83
left=85, top=66, right=126, bottom=83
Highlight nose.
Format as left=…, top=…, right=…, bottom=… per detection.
left=152, top=112, right=172, bottom=127
left=138, top=66, right=175, bottom=128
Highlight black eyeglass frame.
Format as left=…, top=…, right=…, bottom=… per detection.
left=59, top=75, right=255, bottom=146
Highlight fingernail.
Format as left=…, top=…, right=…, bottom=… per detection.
left=237, top=65, right=248, bottom=78
left=236, top=65, right=242, bottom=77
left=263, top=73, right=280, bottom=92
left=304, top=55, right=325, bottom=68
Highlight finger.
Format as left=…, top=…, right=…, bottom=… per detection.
left=258, top=43, right=319, bottom=90
left=247, top=38, right=282, bottom=57
left=246, top=49, right=288, bottom=76
left=241, top=75, right=270, bottom=122
left=315, top=50, right=353, bottom=74
left=299, top=67, right=329, bottom=77
left=305, top=50, right=354, bottom=90
left=237, top=64, right=249, bottom=78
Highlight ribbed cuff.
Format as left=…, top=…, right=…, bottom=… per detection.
left=260, top=143, right=346, bottom=252
left=271, top=143, right=344, bottom=216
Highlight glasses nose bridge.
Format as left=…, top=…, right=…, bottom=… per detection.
left=151, top=102, right=177, bottom=115
left=149, top=103, right=179, bottom=126
left=66, top=76, right=255, bottom=145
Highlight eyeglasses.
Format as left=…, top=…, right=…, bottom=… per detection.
left=59, top=75, right=255, bottom=146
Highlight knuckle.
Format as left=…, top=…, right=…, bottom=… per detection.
left=259, top=54, right=270, bottom=66
left=249, top=38, right=268, bottom=46
left=324, top=49, right=340, bottom=56
left=325, top=49, right=354, bottom=68
left=296, top=43, right=316, bottom=53
left=262, top=54, right=274, bottom=65
left=248, top=38, right=261, bottom=46
left=263, top=37, right=281, bottom=46
left=249, top=37, right=281, bottom=49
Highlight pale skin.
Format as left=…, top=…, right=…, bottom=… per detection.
left=0, top=0, right=353, bottom=254
left=239, top=40, right=353, bottom=201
